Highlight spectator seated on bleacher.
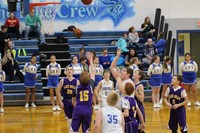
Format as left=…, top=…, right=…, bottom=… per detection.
left=142, top=38, right=158, bottom=65
left=0, top=25, right=10, bottom=58
left=2, top=51, right=24, bottom=84
left=80, top=56, right=89, bottom=72
left=6, top=41, right=18, bottom=60
left=116, top=33, right=129, bottom=56
left=77, top=47, right=86, bottom=62
left=24, top=9, right=46, bottom=45
left=141, top=17, right=155, bottom=41
left=4, top=12, right=20, bottom=39
left=125, top=48, right=138, bottom=66
left=99, top=48, right=111, bottom=70
left=154, top=32, right=166, bottom=54
left=110, top=52, right=125, bottom=67
left=128, top=26, right=140, bottom=49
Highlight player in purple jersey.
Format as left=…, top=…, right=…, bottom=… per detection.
left=70, top=52, right=95, bottom=133
left=164, top=75, right=188, bottom=133
left=56, top=66, right=79, bottom=129
left=122, top=82, right=145, bottom=133
left=133, top=70, right=146, bottom=132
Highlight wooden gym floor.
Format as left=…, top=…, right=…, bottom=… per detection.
left=0, top=102, right=200, bottom=133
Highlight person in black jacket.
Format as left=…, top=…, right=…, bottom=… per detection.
left=2, top=51, right=24, bottom=83
left=0, top=25, right=10, bottom=58
left=142, top=38, right=158, bottom=65
left=141, top=17, right=155, bottom=41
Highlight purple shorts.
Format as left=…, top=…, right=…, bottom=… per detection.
left=169, top=107, right=187, bottom=132
left=125, top=119, right=138, bottom=133
left=71, top=105, right=92, bottom=132
left=63, top=99, right=74, bottom=119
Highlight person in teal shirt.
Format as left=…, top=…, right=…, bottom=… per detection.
left=116, top=33, right=129, bottom=55
left=24, top=9, right=46, bottom=45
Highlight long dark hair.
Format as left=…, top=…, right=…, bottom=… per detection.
left=163, top=56, right=171, bottom=71
left=128, top=48, right=138, bottom=61
left=144, top=17, right=151, bottom=25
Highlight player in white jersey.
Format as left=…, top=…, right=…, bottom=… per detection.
left=95, top=70, right=114, bottom=108
left=46, top=55, right=61, bottom=111
left=94, top=91, right=124, bottom=133
left=147, top=55, right=163, bottom=108
left=179, top=53, right=200, bottom=107
left=110, top=49, right=134, bottom=109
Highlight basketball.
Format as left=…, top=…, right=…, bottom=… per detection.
left=81, top=0, right=93, bottom=5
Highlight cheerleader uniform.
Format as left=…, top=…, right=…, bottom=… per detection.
left=147, top=63, right=162, bottom=87
left=68, top=63, right=83, bottom=79
left=24, top=62, right=38, bottom=88
left=98, top=79, right=114, bottom=107
left=162, top=64, right=172, bottom=85
left=94, top=64, right=103, bottom=87
left=179, top=60, right=198, bottom=84
left=130, top=64, right=139, bottom=74
left=46, top=63, right=61, bottom=88
left=0, top=70, right=5, bottom=93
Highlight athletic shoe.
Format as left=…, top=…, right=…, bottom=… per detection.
left=53, top=106, right=57, bottom=111
left=187, top=101, right=191, bottom=107
left=31, top=103, right=36, bottom=108
left=94, top=105, right=99, bottom=110
left=25, top=103, right=29, bottom=108
left=0, top=108, right=4, bottom=113
left=153, top=103, right=157, bottom=108
left=194, top=101, right=200, bottom=106
left=157, top=103, right=161, bottom=108
left=56, top=106, right=61, bottom=111
left=159, top=98, right=163, bottom=105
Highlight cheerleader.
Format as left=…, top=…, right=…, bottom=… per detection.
left=147, top=55, right=162, bottom=108
left=0, top=64, right=5, bottom=113
left=24, top=54, right=38, bottom=108
left=179, top=53, right=200, bottom=106
left=46, top=55, right=61, bottom=111
left=129, top=57, right=140, bottom=74
left=159, top=56, right=172, bottom=104
left=68, top=56, right=83, bottom=79
left=90, top=56, right=104, bottom=110
left=95, top=70, right=114, bottom=108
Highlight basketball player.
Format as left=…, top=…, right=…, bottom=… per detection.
left=164, top=75, right=188, bottom=133
left=147, top=55, right=162, bottom=108
left=95, top=70, right=114, bottom=108
left=133, top=70, right=146, bottom=132
left=46, top=55, right=61, bottom=111
left=56, top=66, right=79, bottom=129
left=24, top=54, right=38, bottom=108
left=110, top=49, right=134, bottom=96
left=179, top=53, right=200, bottom=107
left=70, top=52, right=95, bottom=133
left=110, top=49, right=134, bottom=109
left=122, top=82, right=145, bottom=133
left=0, top=64, right=6, bottom=113
left=94, top=91, right=124, bottom=133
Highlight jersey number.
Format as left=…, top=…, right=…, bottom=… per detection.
left=67, top=89, right=73, bottom=95
left=107, top=114, right=118, bottom=124
left=79, top=91, right=89, bottom=102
